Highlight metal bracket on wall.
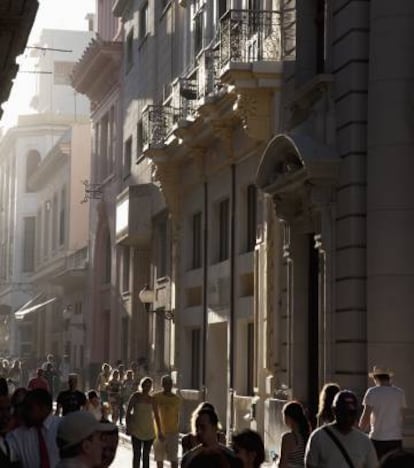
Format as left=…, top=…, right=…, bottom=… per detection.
left=80, top=180, right=103, bottom=204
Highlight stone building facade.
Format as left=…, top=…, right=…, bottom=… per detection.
left=75, top=0, right=414, bottom=449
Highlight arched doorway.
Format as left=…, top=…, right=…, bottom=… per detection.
left=256, top=133, right=338, bottom=416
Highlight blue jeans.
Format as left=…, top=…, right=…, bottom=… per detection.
left=131, top=437, right=153, bottom=468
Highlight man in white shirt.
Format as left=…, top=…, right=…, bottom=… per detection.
left=359, top=365, right=407, bottom=461
left=305, top=390, right=378, bottom=468
left=56, top=411, right=116, bottom=468
left=7, top=388, right=61, bottom=468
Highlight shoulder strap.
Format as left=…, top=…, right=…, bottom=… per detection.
left=323, top=426, right=356, bottom=468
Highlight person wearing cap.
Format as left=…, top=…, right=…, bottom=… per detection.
left=305, top=390, right=378, bottom=468
left=56, top=410, right=117, bottom=468
left=359, top=365, right=406, bottom=461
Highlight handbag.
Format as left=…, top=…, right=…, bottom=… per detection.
left=323, top=426, right=356, bottom=468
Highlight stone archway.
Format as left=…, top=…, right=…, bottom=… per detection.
left=256, top=132, right=338, bottom=414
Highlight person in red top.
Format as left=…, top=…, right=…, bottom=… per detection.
left=27, top=369, right=49, bottom=392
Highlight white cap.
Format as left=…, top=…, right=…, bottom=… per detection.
left=57, top=411, right=116, bottom=450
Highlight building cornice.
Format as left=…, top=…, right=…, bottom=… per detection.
left=71, top=38, right=122, bottom=109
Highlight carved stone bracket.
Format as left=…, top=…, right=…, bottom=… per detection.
left=233, top=88, right=273, bottom=142
left=186, top=146, right=207, bottom=181
left=209, top=119, right=237, bottom=160
left=151, top=157, right=181, bottom=225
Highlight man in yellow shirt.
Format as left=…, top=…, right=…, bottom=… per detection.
left=153, top=375, right=182, bottom=468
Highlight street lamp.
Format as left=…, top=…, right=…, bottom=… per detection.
left=138, top=284, right=154, bottom=313
left=138, top=284, right=174, bottom=321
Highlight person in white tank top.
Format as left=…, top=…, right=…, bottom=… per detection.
left=359, top=366, right=407, bottom=461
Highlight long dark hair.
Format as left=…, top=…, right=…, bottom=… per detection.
left=282, top=401, right=311, bottom=444
left=317, top=383, right=340, bottom=424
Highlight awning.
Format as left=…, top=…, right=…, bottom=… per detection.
left=15, top=294, right=57, bottom=320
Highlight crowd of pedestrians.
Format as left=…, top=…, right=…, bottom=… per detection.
left=0, top=356, right=412, bottom=468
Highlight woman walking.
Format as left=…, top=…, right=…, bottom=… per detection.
left=277, top=401, right=311, bottom=468
left=316, top=382, right=340, bottom=426
left=96, top=363, right=112, bottom=403
left=126, top=377, right=160, bottom=468
left=108, top=369, right=122, bottom=424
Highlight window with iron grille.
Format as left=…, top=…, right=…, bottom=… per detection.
left=246, top=184, right=257, bottom=251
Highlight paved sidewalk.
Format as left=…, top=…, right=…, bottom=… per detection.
left=117, top=430, right=275, bottom=467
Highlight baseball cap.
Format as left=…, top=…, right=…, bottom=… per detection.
left=57, top=411, right=116, bottom=450
left=332, top=390, right=358, bottom=412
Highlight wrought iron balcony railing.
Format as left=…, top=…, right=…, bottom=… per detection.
left=219, top=9, right=282, bottom=68
left=142, top=105, right=180, bottom=149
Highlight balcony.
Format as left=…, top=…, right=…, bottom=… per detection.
left=219, top=9, right=282, bottom=68
left=142, top=104, right=181, bottom=151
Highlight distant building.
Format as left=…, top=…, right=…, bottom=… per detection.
left=0, top=28, right=92, bottom=362
left=72, top=0, right=125, bottom=383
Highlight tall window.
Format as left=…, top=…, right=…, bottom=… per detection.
left=315, top=0, right=326, bottom=74
left=36, top=208, right=42, bottom=266
left=246, top=184, right=257, bottom=251
left=22, top=217, right=35, bottom=272
left=191, top=328, right=201, bottom=388
left=218, top=198, right=229, bottom=262
left=104, top=232, right=111, bottom=284
left=44, top=201, right=51, bottom=258
left=52, top=194, right=58, bottom=251
left=137, top=121, right=143, bottom=158
left=25, top=150, right=40, bottom=192
left=157, top=218, right=168, bottom=278
left=247, top=322, right=254, bottom=395
left=122, top=246, right=130, bottom=293
left=218, top=0, right=228, bottom=19
left=139, top=2, right=148, bottom=41
left=100, top=114, right=108, bottom=179
left=193, top=3, right=203, bottom=57
left=59, top=187, right=66, bottom=246
left=126, top=29, right=133, bottom=71
left=123, top=137, right=132, bottom=178
left=192, top=212, right=202, bottom=269
left=108, top=106, right=115, bottom=174
left=53, top=61, right=75, bottom=85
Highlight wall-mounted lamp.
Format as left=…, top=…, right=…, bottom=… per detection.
left=138, top=284, right=154, bottom=313
left=138, top=284, right=174, bottom=321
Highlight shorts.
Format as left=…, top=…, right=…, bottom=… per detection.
left=153, top=433, right=179, bottom=462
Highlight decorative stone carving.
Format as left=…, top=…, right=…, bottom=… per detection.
left=151, top=158, right=181, bottom=224
left=233, top=89, right=273, bottom=141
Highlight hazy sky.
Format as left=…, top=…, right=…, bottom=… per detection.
left=0, top=0, right=96, bottom=130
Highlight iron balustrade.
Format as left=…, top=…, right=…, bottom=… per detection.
left=142, top=105, right=180, bottom=149
left=219, top=9, right=282, bottom=68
